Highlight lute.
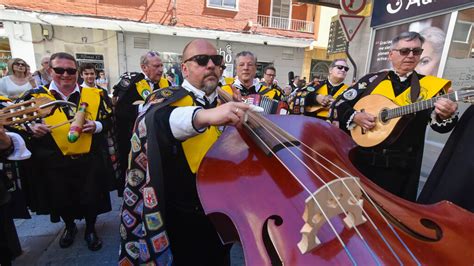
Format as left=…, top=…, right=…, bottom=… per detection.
left=351, top=87, right=474, bottom=147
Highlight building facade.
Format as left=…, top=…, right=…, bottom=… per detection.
left=0, top=0, right=339, bottom=86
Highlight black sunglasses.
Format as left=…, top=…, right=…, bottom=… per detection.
left=14, top=62, right=26, bottom=67
left=392, top=47, right=424, bottom=56
left=335, top=65, right=349, bottom=71
left=183, top=54, right=223, bottom=67
left=52, top=67, right=78, bottom=75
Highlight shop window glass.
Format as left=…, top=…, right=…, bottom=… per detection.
left=0, top=37, right=12, bottom=78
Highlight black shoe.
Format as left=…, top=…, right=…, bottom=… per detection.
left=84, top=232, right=102, bottom=251
left=59, top=224, right=77, bottom=248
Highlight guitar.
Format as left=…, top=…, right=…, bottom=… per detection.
left=351, top=87, right=474, bottom=147
left=0, top=98, right=77, bottom=127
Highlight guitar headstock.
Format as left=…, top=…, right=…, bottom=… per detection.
left=0, top=97, right=76, bottom=126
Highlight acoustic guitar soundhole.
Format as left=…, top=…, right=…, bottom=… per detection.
left=380, top=109, right=389, bottom=124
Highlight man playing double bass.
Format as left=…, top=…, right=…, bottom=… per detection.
left=333, top=32, right=458, bottom=201
left=119, top=39, right=250, bottom=265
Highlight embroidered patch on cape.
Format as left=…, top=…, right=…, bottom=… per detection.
left=122, top=210, right=137, bottom=228
left=143, top=187, right=158, bottom=209
left=124, top=187, right=139, bottom=206
left=125, top=241, right=140, bottom=260
left=127, top=169, right=145, bottom=187
left=343, top=89, right=357, bottom=100
left=151, top=232, right=169, bottom=253
left=131, top=133, right=141, bottom=153
left=145, top=212, right=163, bottom=231
left=139, top=239, right=151, bottom=261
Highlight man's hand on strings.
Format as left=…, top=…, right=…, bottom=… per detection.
left=193, top=102, right=250, bottom=128
left=434, top=88, right=458, bottom=120
left=30, top=123, right=51, bottom=138
left=354, top=111, right=376, bottom=130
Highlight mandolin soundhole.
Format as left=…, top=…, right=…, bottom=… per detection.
left=379, top=109, right=390, bottom=124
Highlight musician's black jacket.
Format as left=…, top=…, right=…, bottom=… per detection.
left=418, top=105, right=474, bottom=212
left=333, top=71, right=457, bottom=201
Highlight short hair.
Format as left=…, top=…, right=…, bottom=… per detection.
left=263, top=65, right=276, bottom=74
left=140, top=50, right=160, bottom=65
left=40, top=55, right=50, bottom=64
left=49, top=52, right=78, bottom=68
left=235, top=51, right=257, bottom=65
left=390, top=31, right=425, bottom=50
left=329, top=58, right=347, bottom=69
left=79, top=63, right=96, bottom=75
left=419, top=27, right=446, bottom=55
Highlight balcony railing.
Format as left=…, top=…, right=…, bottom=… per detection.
left=257, top=15, right=314, bottom=33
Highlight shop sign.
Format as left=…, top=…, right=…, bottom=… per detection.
left=75, top=53, right=105, bottom=70
left=371, top=0, right=472, bottom=27
left=217, top=44, right=234, bottom=78
left=327, top=18, right=347, bottom=54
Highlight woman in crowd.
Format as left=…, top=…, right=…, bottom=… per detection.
left=0, top=58, right=37, bottom=99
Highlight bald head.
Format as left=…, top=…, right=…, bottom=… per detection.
left=182, top=39, right=216, bottom=62
left=181, top=39, right=221, bottom=95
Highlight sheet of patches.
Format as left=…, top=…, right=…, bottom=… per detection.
left=119, top=110, right=172, bottom=265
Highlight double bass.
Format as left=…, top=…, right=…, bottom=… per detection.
left=196, top=89, right=474, bottom=265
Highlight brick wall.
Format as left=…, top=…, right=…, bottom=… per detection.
left=2, top=0, right=313, bottom=39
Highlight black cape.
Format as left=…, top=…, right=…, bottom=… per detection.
left=417, top=105, right=474, bottom=212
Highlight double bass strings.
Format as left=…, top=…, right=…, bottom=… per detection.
left=244, top=110, right=420, bottom=265
left=245, top=113, right=380, bottom=265
left=241, top=117, right=358, bottom=265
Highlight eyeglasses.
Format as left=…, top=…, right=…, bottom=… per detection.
left=183, top=54, right=223, bottom=67
left=14, top=62, right=26, bottom=67
left=392, top=47, right=424, bottom=56
left=335, top=65, right=349, bottom=71
left=220, top=65, right=227, bottom=70
left=52, top=67, right=78, bottom=75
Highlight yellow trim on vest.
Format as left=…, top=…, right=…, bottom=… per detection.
left=136, top=79, right=152, bottom=100
left=372, top=76, right=450, bottom=106
left=258, top=85, right=281, bottom=100
left=0, top=96, right=11, bottom=102
left=170, top=95, right=220, bottom=174
left=221, top=77, right=235, bottom=96
left=314, top=84, right=348, bottom=117
left=159, top=77, right=169, bottom=89
left=35, top=88, right=101, bottom=155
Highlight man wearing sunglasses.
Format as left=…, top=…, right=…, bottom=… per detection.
left=300, top=59, right=349, bottom=119
left=334, top=31, right=458, bottom=202
left=113, top=51, right=172, bottom=195
left=119, top=39, right=249, bottom=266
left=18, top=52, right=114, bottom=252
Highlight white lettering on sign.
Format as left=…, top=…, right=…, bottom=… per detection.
left=386, top=0, right=433, bottom=14
left=217, top=44, right=233, bottom=64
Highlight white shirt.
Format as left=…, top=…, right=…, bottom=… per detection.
left=169, top=80, right=218, bottom=141
left=0, top=76, right=34, bottom=98
left=6, top=132, right=31, bottom=160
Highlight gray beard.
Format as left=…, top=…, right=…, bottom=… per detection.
left=201, top=80, right=218, bottom=96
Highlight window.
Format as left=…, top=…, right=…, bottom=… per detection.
left=207, top=0, right=238, bottom=10
left=272, top=0, right=291, bottom=18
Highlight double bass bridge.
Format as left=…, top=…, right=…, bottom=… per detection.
left=297, top=177, right=367, bottom=254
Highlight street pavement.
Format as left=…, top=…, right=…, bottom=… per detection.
left=12, top=192, right=244, bottom=266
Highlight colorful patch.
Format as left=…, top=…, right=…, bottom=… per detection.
left=134, top=152, right=148, bottom=171
left=130, top=133, right=141, bottom=153
left=119, top=256, right=133, bottom=266
left=132, top=223, right=146, bottom=238
left=141, top=89, right=151, bottom=100
left=343, top=89, right=357, bottom=100
left=307, top=86, right=315, bottom=92
left=145, top=212, right=163, bottom=231
left=150, top=231, right=169, bottom=253
left=156, top=248, right=173, bottom=266
left=139, top=239, right=151, bottom=261
left=138, top=119, right=147, bottom=138
left=134, top=200, right=144, bottom=216
left=143, top=187, right=158, bottom=209
left=122, top=209, right=137, bottom=228
left=127, top=169, right=145, bottom=187
left=125, top=241, right=140, bottom=260
left=120, top=223, right=127, bottom=240
left=358, top=82, right=367, bottom=89
left=124, top=187, right=139, bottom=206
left=159, top=88, right=173, bottom=98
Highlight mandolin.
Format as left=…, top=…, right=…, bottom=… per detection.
left=351, top=87, right=474, bottom=147
left=0, top=97, right=77, bottom=127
